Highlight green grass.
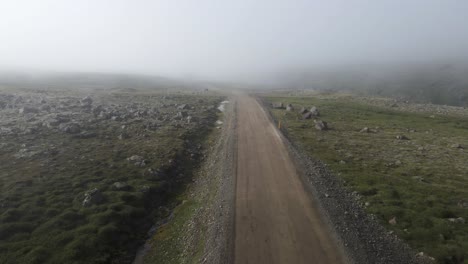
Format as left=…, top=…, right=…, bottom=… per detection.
left=0, top=93, right=223, bottom=264
left=265, top=95, right=468, bottom=264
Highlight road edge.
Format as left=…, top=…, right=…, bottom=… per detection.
left=198, top=96, right=237, bottom=264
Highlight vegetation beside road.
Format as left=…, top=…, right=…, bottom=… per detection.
left=265, top=94, right=468, bottom=263
left=0, top=90, right=223, bottom=264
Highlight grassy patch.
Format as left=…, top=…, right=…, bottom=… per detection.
left=265, top=95, right=468, bottom=263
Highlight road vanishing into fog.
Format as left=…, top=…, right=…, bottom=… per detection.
left=234, top=95, right=346, bottom=264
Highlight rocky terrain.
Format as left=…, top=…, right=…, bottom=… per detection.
left=0, top=88, right=223, bottom=263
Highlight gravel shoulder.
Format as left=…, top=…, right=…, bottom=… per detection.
left=163, top=96, right=237, bottom=264
left=196, top=96, right=237, bottom=264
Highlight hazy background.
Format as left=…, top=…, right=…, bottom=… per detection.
left=1, top=0, right=468, bottom=105
left=1, top=0, right=468, bottom=78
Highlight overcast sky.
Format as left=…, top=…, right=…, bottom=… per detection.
left=1, top=0, right=468, bottom=79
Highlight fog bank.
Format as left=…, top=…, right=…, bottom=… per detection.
left=1, top=0, right=468, bottom=80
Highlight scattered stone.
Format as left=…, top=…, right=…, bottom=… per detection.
left=451, top=143, right=463, bottom=149
left=177, top=104, right=189, bottom=110
left=272, top=102, right=284, bottom=109
left=360, top=127, right=370, bottom=133
left=396, top=135, right=409, bottom=140
left=19, top=106, right=39, bottom=114
left=176, top=111, right=188, bottom=118
left=127, top=155, right=145, bottom=166
left=298, top=107, right=308, bottom=114
left=40, top=105, right=51, bottom=112
left=314, top=120, right=328, bottom=131
left=448, top=217, right=465, bottom=224
left=112, top=182, right=130, bottom=191
left=127, top=155, right=144, bottom=162
left=458, top=200, right=468, bottom=209
left=80, top=96, right=93, bottom=106
left=144, top=168, right=165, bottom=181
left=302, top=112, right=313, bottom=119
left=82, top=188, right=103, bottom=207
left=74, top=131, right=97, bottom=139
left=139, top=185, right=151, bottom=193
left=118, top=133, right=129, bottom=140
left=411, top=176, right=426, bottom=183
left=309, top=106, right=319, bottom=116
left=92, top=105, right=104, bottom=116
left=14, top=148, right=41, bottom=159
left=111, top=116, right=122, bottom=121
left=59, top=123, right=81, bottom=134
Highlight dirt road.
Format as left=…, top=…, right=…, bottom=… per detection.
left=234, top=95, right=346, bottom=264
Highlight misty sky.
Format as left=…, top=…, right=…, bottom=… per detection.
left=1, top=0, right=468, bottom=79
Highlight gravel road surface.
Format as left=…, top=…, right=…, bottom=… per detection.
left=234, top=95, right=347, bottom=264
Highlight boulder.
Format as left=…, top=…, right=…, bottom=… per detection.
left=286, top=104, right=294, bottom=111
left=451, top=143, right=463, bottom=149
left=412, top=176, right=425, bottom=182
left=59, top=123, right=81, bottom=134
left=74, top=131, right=96, bottom=139
left=19, top=106, right=39, bottom=114
left=176, top=111, right=188, bottom=119
left=112, top=182, right=130, bottom=191
left=80, top=96, right=93, bottom=106
left=310, top=106, right=319, bottom=116
left=127, top=155, right=145, bottom=166
left=43, top=118, right=61, bottom=128
left=448, top=217, right=465, bottom=224
left=139, top=185, right=152, bottom=193
left=457, top=200, right=468, bottom=209
left=360, top=127, right=370, bottom=133
left=127, top=155, right=144, bottom=162
left=396, top=135, right=409, bottom=140
left=272, top=102, right=284, bottom=109
left=177, top=104, right=189, bottom=110
left=144, top=168, right=165, bottom=181
left=92, top=105, right=104, bottom=116
left=314, top=120, right=328, bottom=131
left=389, top=217, right=397, bottom=225
left=40, top=105, right=51, bottom=112
left=118, top=133, right=129, bottom=140
left=302, top=112, right=313, bottom=119
left=0, top=127, right=13, bottom=136
left=298, top=107, right=308, bottom=114
left=82, top=188, right=103, bottom=207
